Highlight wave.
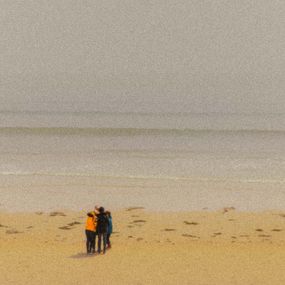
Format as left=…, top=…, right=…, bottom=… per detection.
left=0, top=127, right=284, bottom=136
left=1, top=171, right=285, bottom=184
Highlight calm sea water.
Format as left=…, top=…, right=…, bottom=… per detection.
left=1, top=111, right=284, bottom=183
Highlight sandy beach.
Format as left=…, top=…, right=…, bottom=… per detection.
left=2, top=0, right=285, bottom=284
left=1, top=208, right=285, bottom=285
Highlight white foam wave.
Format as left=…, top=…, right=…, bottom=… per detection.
left=0, top=171, right=284, bottom=184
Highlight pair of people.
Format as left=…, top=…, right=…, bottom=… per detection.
left=85, top=206, right=113, bottom=255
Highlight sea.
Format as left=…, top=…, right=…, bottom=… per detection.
left=0, top=111, right=285, bottom=212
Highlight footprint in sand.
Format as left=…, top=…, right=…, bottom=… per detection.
left=132, top=220, right=146, bottom=223
left=126, top=207, right=145, bottom=212
left=184, top=221, right=199, bottom=225
left=26, top=226, right=33, bottom=229
left=67, top=221, right=81, bottom=226
left=163, top=228, right=176, bottom=232
left=239, top=235, right=249, bottom=237
left=258, top=234, right=271, bottom=237
left=0, top=224, right=8, bottom=228
left=50, top=212, right=66, bottom=217
left=6, top=229, right=22, bottom=234
left=223, top=207, right=235, bottom=214
left=255, top=229, right=263, bottom=232
left=136, top=238, right=144, bottom=241
left=58, top=226, right=72, bottom=230
left=182, top=234, right=199, bottom=238
left=272, top=229, right=282, bottom=232
left=35, top=212, right=43, bottom=215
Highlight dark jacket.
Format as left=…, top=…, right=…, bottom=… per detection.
left=107, top=216, right=113, bottom=234
left=96, top=213, right=109, bottom=234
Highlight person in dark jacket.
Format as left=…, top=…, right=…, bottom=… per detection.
left=105, top=211, right=113, bottom=249
left=96, top=207, right=109, bottom=254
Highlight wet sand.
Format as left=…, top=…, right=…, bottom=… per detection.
left=1, top=208, right=285, bottom=284
left=2, top=174, right=285, bottom=212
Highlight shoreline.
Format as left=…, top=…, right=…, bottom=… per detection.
left=1, top=174, right=285, bottom=213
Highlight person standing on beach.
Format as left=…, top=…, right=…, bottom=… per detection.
left=91, top=205, right=100, bottom=250
left=96, top=207, right=109, bottom=254
left=106, top=211, right=113, bottom=249
left=85, top=212, right=96, bottom=254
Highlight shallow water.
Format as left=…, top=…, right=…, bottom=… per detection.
left=0, top=111, right=284, bottom=211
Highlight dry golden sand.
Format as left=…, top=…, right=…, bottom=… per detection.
left=1, top=208, right=285, bottom=285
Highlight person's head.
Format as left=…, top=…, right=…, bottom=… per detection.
left=94, top=205, right=100, bottom=214
left=99, top=206, right=105, bottom=213
left=105, top=211, right=111, bottom=217
left=87, top=212, right=94, bottom=218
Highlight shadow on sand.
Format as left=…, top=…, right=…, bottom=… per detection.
left=70, top=252, right=95, bottom=259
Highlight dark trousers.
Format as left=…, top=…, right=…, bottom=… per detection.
left=85, top=230, right=96, bottom=253
left=97, top=232, right=107, bottom=253
left=107, top=233, right=111, bottom=247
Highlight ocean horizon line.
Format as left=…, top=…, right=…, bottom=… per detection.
left=0, top=126, right=285, bottom=135
left=0, top=109, right=284, bottom=116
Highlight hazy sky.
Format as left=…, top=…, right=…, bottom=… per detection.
left=1, top=1, right=285, bottom=113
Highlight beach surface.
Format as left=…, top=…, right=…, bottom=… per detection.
left=1, top=208, right=285, bottom=285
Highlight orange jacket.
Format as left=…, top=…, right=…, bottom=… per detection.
left=85, top=215, right=96, bottom=232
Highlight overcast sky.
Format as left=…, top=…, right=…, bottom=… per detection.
left=1, top=1, right=285, bottom=113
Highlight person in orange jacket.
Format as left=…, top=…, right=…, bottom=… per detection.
left=85, top=212, right=96, bottom=254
